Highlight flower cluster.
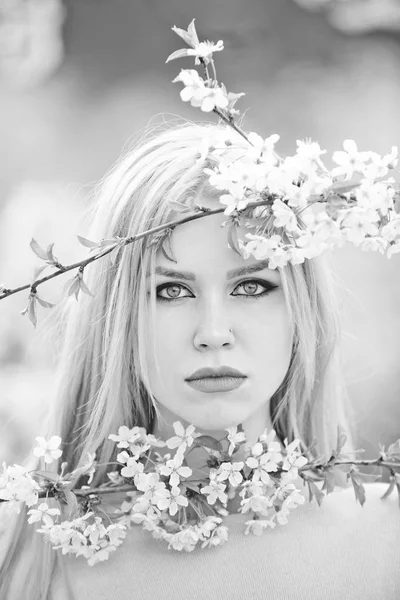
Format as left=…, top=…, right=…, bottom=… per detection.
left=167, top=20, right=400, bottom=270
left=2, top=420, right=399, bottom=561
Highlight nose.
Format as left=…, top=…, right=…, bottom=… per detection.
left=193, top=300, right=235, bottom=351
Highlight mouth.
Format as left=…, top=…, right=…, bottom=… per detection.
left=185, top=376, right=246, bottom=393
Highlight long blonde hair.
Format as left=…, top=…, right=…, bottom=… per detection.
left=0, top=121, right=356, bottom=599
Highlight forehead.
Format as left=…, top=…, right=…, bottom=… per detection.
left=150, top=205, right=280, bottom=282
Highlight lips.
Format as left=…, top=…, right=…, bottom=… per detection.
left=186, top=366, right=246, bottom=381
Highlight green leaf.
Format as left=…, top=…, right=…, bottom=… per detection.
left=347, top=468, right=366, bottom=507
left=34, top=470, right=60, bottom=483
left=166, top=49, right=191, bottom=63
left=192, top=435, right=223, bottom=452
left=307, top=480, right=325, bottom=506
left=387, top=438, right=400, bottom=461
left=79, top=278, right=94, bottom=297
left=33, top=264, right=48, bottom=280
left=46, top=243, right=57, bottom=263
left=171, top=19, right=199, bottom=48
left=335, top=425, right=348, bottom=457
left=160, top=233, right=177, bottom=264
left=30, top=238, right=48, bottom=261
left=321, top=469, right=336, bottom=495
left=227, top=222, right=242, bottom=257
left=380, top=479, right=395, bottom=500
left=35, top=295, right=55, bottom=309
left=63, top=488, right=79, bottom=518
left=66, top=276, right=80, bottom=300
left=20, top=294, right=37, bottom=328
left=331, top=181, right=360, bottom=195
left=97, top=238, right=120, bottom=247
left=77, top=235, right=98, bottom=249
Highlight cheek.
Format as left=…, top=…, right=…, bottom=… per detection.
left=146, top=313, right=185, bottom=372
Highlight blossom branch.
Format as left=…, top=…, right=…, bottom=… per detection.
left=0, top=198, right=276, bottom=303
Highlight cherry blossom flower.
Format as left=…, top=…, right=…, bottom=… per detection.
left=166, top=20, right=223, bottom=66
left=215, top=461, right=244, bottom=487
left=244, top=518, right=276, bottom=536
left=0, top=463, right=40, bottom=509
left=108, top=425, right=143, bottom=449
left=120, top=457, right=145, bottom=479
left=200, top=524, right=229, bottom=548
left=166, top=527, right=200, bottom=552
left=239, top=233, right=282, bottom=261
left=239, top=481, right=273, bottom=515
left=246, top=132, right=280, bottom=162
left=296, top=139, right=328, bottom=174
left=27, top=502, right=61, bottom=526
left=246, top=442, right=280, bottom=485
left=272, top=198, right=300, bottom=232
left=158, top=457, right=192, bottom=487
left=225, top=426, right=246, bottom=456
left=33, top=435, right=62, bottom=464
left=165, top=421, right=198, bottom=454
left=363, top=146, right=398, bottom=180
left=340, top=207, right=380, bottom=245
left=332, top=139, right=373, bottom=180
left=200, top=470, right=228, bottom=505
left=195, top=85, right=229, bottom=112
left=152, top=485, right=189, bottom=516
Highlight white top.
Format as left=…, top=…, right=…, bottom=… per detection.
left=50, top=482, right=400, bottom=600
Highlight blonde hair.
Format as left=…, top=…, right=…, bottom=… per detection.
left=0, top=120, right=356, bottom=599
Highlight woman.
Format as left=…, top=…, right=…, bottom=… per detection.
left=0, top=122, right=398, bottom=600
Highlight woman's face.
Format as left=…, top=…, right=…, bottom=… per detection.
left=145, top=195, right=294, bottom=442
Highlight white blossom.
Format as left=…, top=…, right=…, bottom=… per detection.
left=165, top=421, right=198, bottom=454
left=0, top=463, right=40, bottom=510
left=33, top=436, right=62, bottom=464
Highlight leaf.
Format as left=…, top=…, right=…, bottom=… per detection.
left=395, top=480, right=400, bottom=509
left=109, top=245, right=121, bottom=266
left=79, top=278, right=94, bottom=297
left=35, top=294, right=55, bottom=309
left=30, top=238, right=48, bottom=261
left=63, top=488, right=79, bottom=518
left=77, top=234, right=99, bottom=249
left=33, top=470, right=60, bottom=483
left=97, top=238, right=120, bottom=248
left=160, top=232, right=177, bottom=264
left=335, top=424, right=348, bottom=457
left=387, top=438, right=400, bottom=461
left=20, top=294, right=37, bottom=328
left=66, top=275, right=80, bottom=300
left=347, top=467, right=366, bottom=507
left=226, top=222, right=242, bottom=257
left=46, top=243, right=57, bottom=263
left=171, top=19, right=199, bottom=48
left=166, top=48, right=191, bottom=63
left=168, top=200, right=193, bottom=214
left=33, top=264, right=48, bottom=280
left=306, top=480, right=325, bottom=506
left=380, top=478, right=396, bottom=500
left=321, top=469, right=336, bottom=495
left=331, top=181, right=360, bottom=195
left=192, top=435, right=223, bottom=452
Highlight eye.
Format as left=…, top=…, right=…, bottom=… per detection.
left=232, top=279, right=278, bottom=299
left=155, top=279, right=278, bottom=302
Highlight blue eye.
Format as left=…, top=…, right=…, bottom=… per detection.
left=155, top=279, right=278, bottom=303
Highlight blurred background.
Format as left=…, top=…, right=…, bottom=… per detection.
left=0, top=0, right=399, bottom=482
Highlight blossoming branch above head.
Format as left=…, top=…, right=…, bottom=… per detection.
left=167, top=19, right=400, bottom=269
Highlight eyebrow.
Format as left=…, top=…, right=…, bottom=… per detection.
left=147, top=259, right=273, bottom=281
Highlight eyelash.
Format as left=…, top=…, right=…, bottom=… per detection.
left=155, top=279, right=278, bottom=303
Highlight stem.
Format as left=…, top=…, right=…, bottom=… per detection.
left=0, top=198, right=273, bottom=302
left=213, top=107, right=252, bottom=145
